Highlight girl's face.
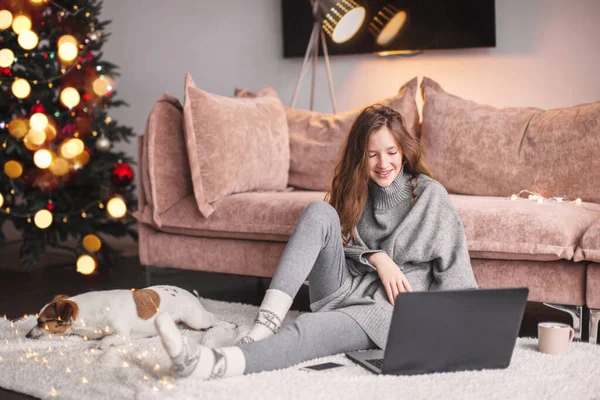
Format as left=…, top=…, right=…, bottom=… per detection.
left=367, top=126, right=403, bottom=188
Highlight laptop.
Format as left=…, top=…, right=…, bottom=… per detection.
left=345, top=287, right=529, bottom=375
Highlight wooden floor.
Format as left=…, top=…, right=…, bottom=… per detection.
left=0, top=255, right=579, bottom=400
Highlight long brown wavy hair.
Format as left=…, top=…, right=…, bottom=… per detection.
left=326, top=104, right=433, bottom=245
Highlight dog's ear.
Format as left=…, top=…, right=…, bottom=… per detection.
left=52, top=294, right=70, bottom=302
left=55, top=300, right=79, bottom=322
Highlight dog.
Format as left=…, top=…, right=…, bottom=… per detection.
left=26, top=285, right=216, bottom=349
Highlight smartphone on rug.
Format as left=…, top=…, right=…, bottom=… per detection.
left=300, top=362, right=345, bottom=372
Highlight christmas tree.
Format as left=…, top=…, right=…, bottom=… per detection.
left=0, top=0, right=137, bottom=272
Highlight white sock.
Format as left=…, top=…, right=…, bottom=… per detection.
left=238, top=289, right=293, bottom=344
left=155, top=313, right=246, bottom=379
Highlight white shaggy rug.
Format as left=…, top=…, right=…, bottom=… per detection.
left=1, top=298, right=600, bottom=400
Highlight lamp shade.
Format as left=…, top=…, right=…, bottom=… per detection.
left=369, top=4, right=407, bottom=46
left=318, top=0, right=365, bottom=43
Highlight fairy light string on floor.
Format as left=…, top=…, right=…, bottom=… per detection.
left=1, top=313, right=178, bottom=397
left=0, top=0, right=137, bottom=271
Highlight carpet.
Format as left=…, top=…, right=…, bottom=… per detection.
left=1, top=298, right=600, bottom=400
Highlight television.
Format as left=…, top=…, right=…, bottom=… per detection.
left=282, top=0, right=496, bottom=58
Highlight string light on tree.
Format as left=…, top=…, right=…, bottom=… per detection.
left=25, top=128, right=46, bottom=146
left=0, top=10, right=13, bottom=30
left=73, top=149, right=91, bottom=168
left=4, top=160, right=23, bottom=179
left=30, top=113, right=48, bottom=131
left=34, top=209, right=53, bottom=229
left=44, top=124, right=57, bottom=141
left=76, top=255, right=96, bottom=275
left=12, top=78, right=31, bottom=98
left=82, top=234, right=102, bottom=252
left=11, top=15, right=31, bottom=34
left=60, top=138, right=84, bottom=159
left=8, top=118, right=28, bottom=138
left=34, top=149, right=54, bottom=169
left=93, top=76, right=112, bottom=96
left=0, top=48, right=15, bottom=67
left=0, top=193, right=3, bottom=208
left=60, top=87, right=80, bottom=108
left=49, top=157, right=70, bottom=176
left=18, top=30, right=39, bottom=50
left=57, top=35, right=78, bottom=63
left=106, top=197, right=127, bottom=218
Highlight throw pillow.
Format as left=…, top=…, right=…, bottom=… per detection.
left=420, top=77, right=600, bottom=203
left=183, top=73, right=289, bottom=218
left=236, top=77, right=420, bottom=191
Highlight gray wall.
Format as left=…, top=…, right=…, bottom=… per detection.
left=101, top=0, right=600, bottom=161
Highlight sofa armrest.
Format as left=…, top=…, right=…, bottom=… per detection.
left=143, top=93, right=194, bottom=227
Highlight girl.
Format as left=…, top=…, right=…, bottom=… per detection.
left=154, top=104, right=479, bottom=379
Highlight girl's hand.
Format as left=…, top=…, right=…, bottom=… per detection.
left=368, top=252, right=413, bottom=305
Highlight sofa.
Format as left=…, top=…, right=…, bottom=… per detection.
left=134, top=75, right=600, bottom=344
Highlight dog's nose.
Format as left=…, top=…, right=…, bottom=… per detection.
left=26, top=331, right=32, bottom=339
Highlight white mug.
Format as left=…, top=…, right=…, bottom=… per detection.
left=538, top=322, right=575, bottom=356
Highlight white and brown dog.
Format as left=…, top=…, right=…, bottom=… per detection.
left=26, top=285, right=215, bottom=349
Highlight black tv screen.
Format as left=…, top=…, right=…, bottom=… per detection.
left=282, top=0, right=496, bottom=58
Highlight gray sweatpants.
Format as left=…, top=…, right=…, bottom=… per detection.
left=239, top=201, right=377, bottom=374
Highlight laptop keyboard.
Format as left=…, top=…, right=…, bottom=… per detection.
left=366, top=358, right=384, bottom=369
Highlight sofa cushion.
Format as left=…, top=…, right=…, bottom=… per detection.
left=420, top=77, right=600, bottom=203
left=236, top=77, right=420, bottom=191
left=574, top=218, right=600, bottom=262
left=137, top=191, right=327, bottom=242
left=134, top=190, right=600, bottom=262
left=143, top=92, right=194, bottom=227
left=454, top=195, right=600, bottom=261
left=183, top=73, right=290, bottom=218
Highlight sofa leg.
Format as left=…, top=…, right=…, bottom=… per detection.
left=590, top=308, right=600, bottom=345
left=542, top=303, right=583, bottom=341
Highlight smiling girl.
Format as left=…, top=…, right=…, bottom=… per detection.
left=155, top=104, right=478, bottom=379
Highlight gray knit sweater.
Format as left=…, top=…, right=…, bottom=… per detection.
left=310, top=170, right=479, bottom=349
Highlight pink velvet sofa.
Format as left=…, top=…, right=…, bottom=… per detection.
left=135, top=76, right=600, bottom=344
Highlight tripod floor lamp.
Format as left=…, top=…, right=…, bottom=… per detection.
left=290, top=0, right=366, bottom=114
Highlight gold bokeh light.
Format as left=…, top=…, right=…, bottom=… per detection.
left=106, top=197, right=127, bottom=219
left=18, top=30, right=38, bottom=50
left=34, top=209, right=53, bottom=229
left=4, top=160, right=23, bottom=179
left=93, top=77, right=112, bottom=96
left=12, top=15, right=31, bottom=35
left=82, top=234, right=102, bottom=252
left=8, top=118, right=28, bottom=138
left=34, top=149, right=53, bottom=169
left=60, top=138, right=84, bottom=159
left=0, top=10, right=13, bottom=30
left=57, top=35, right=78, bottom=62
left=60, top=87, right=80, bottom=108
left=49, top=157, right=70, bottom=176
left=30, top=113, right=48, bottom=131
left=12, top=78, right=31, bottom=98
left=0, top=48, right=15, bottom=67
left=77, top=255, right=97, bottom=275
left=25, top=128, right=46, bottom=146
